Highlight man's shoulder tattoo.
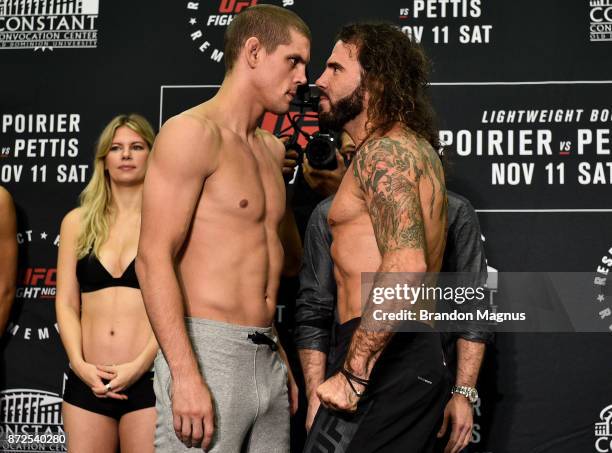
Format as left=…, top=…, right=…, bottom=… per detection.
left=352, top=132, right=446, bottom=253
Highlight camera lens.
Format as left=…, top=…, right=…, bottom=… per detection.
left=305, top=134, right=337, bottom=170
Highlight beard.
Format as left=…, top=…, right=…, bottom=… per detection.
left=318, top=82, right=365, bottom=132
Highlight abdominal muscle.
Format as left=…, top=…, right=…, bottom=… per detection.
left=80, top=287, right=153, bottom=366
left=332, top=225, right=382, bottom=325
left=178, top=222, right=282, bottom=328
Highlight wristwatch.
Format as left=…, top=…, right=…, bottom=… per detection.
left=451, top=385, right=479, bottom=404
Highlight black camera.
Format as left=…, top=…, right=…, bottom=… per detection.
left=281, top=84, right=338, bottom=171
left=305, top=133, right=337, bottom=170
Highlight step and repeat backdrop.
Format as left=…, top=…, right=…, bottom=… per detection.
left=1, top=1, right=612, bottom=452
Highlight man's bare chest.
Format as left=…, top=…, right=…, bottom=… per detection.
left=199, top=146, right=284, bottom=224
left=328, top=166, right=369, bottom=230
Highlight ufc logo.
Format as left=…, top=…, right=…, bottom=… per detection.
left=219, top=0, right=257, bottom=14
left=260, top=111, right=319, bottom=148
left=22, top=268, right=57, bottom=286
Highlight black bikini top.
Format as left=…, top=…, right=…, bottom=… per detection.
left=76, top=251, right=140, bottom=293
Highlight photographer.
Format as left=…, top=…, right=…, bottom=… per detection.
left=283, top=125, right=353, bottom=239
left=284, top=134, right=353, bottom=198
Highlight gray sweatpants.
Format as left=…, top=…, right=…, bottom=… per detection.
left=153, top=317, right=290, bottom=453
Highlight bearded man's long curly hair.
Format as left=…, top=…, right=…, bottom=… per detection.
left=337, top=23, right=440, bottom=150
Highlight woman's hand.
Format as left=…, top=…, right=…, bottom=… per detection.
left=96, top=360, right=147, bottom=397
left=72, top=360, right=127, bottom=400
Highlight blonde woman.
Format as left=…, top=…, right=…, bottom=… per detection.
left=56, top=114, right=158, bottom=453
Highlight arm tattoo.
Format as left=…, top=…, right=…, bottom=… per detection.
left=354, top=134, right=444, bottom=254
left=343, top=131, right=446, bottom=378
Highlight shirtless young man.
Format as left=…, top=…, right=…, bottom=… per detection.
left=303, top=23, right=451, bottom=452
left=135, top=6, right=310, bottom=453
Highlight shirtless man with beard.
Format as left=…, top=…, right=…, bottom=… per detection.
left=136, top=6, right=310, bottom=452
left=303, top=23, right=451, bottom=452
